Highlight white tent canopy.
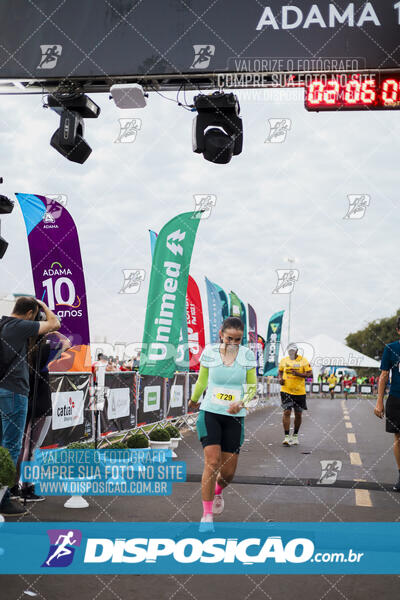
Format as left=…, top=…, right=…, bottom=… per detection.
left=285, top=333, right=380, bottom=376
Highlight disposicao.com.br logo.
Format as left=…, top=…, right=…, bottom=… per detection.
left=81, top=536, right=363, bottom=566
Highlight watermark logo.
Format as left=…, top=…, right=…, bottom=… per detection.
left=115, top=118, right=142, bottom=143
left=37, top=45, right=62, bottom=69
left=42, top=195, right=67, bottom=227
left=265, top=119, right=291, bottom=143
left=46, top=194, right=68, bottom=208
left=272, top=269, right=299, bottom=294
left=192, top=194, right=216, bottom=219
left=344, top=194, right=370, bottom=219
left=119, top=269, right=145, bottom=294
left=231, top=304, right=241, bottom=316
left=190, top=45, right=215, bottom=69
left=317, top=460, right=342, bottom=485
left=42, top=529, right=81, bottom=567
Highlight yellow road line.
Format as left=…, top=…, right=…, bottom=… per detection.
left=345, top=422, right=352, bottom=429
left=355, top=489, right=372, bottom=507
left=347, top=433, right=356, bottom=443
left=350, top=452, right=362, bottom=465
left=344, top=415, right=350, bottom=421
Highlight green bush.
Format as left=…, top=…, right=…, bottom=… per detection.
left=126, top=433, right=149, bottom=449
left=149, top=427, right=171, bottom=442
left=109, top=441, right=128, bottom=449
left=67, top=442, right=95, bottom=449
left=0, top=446, right=16, bottom=488
left=164, top=424, right=181, bottom=439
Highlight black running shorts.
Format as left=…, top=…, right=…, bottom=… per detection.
left=196, top=409, right=245, bottom=454
left=385, top=395, right=400, bottom=433
left=280, top=392, right=307, bottom=412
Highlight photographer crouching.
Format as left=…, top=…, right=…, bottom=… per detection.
left=0, top=297, right=60, bottom=516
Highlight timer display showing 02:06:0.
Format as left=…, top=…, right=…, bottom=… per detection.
left=305, top=75, right=400, bottom=111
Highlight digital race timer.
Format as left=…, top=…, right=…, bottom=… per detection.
left=304, top=73, right=400, bottom=111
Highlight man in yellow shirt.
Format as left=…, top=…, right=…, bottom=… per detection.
left=327, top=372, right=338, bottom=400
left=278, top=343, right=313, bottom=446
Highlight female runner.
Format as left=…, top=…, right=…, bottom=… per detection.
left=188, top=317, right=257, bottom=530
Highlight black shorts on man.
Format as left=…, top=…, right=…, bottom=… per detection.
left=385, top=395, right=400, bottom=433
left=280, top=392, right=308, bottom=412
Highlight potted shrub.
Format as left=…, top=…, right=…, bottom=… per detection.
left=0, top=446, right=16, bottom=505
left=149, top=427, right=171, bottom=450
left=64, top=441, right=96, bottom=509
left=164, top=424, right=181, bottom=439
left=126, top=433, right=149, bottom=449
left=164, top=425, right=181, bottom=457
left=125, top=433, right=149, bottom=475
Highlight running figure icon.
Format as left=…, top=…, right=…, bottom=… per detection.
left=45, top=531, right=77, bottom=566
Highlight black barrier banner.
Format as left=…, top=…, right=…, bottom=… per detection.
left=360, top=384, right=373, bottom=394
left=137, top=374, right=165, bottom=426
left=42, top=373, right=91, bottom=448
left=312, top=383, right=321, bottom=393
left=188, top=372, right=206, bottom=411
left=1, top=2, right=400, bottom=80
left=165, top=373, right=187, bottom=419
left=100, top=372, right=137, bottom=436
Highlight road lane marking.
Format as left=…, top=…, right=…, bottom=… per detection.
left=345, top=422, right=352, bottom=429
left=350, top=452, right=362, bottom=466
left=355, top=489, right=372, bottom=507
left=344, top=415, right=350, bottom=420
left=347, top=433, right=356, bottom=443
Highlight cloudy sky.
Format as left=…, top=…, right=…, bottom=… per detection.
left=0, top=83, right=398, bottom=355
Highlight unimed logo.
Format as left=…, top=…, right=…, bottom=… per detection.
left=83, top=536, right=315, bottom=564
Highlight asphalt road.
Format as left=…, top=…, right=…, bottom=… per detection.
left=1, top=395, right=399, bottom=599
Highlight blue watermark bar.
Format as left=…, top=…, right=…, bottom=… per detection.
left=0, top=523, right=399, bottom=574
left=20, top=449, right=186, bottom=496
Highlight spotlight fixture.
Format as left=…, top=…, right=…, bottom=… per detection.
left=0, top=194, right=14, bottom=259
left=192, top=92, right=243, bottom=164
left=48, top=93, right=101, bottom=164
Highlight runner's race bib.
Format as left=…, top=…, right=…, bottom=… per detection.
left=212, top=387, right=239, bottom=407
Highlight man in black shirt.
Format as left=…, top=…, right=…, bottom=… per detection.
left=0, top=296, right=60, bottom=515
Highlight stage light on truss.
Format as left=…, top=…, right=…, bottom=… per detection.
left=192, top=92, right=243, bottom=164
left=48, top=93, right=100, bottom=164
